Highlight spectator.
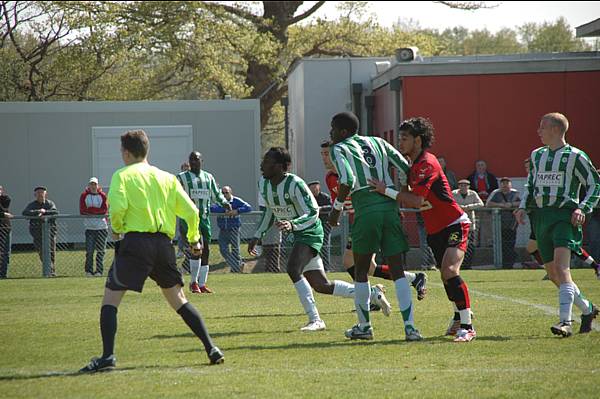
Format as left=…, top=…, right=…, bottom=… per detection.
left=210, top=186, right=252, bottom=273
left=487, top=177, right=521, bottom=269
left=22, top=186, right=58, bottom=277
left=437, top=156, right=458, bottom=190
left=467, top=160, right=499, bottom=202
left=452, top=179, right=484, bottom=269
left=308, top=181, right=333, bottom=271
left=80, top=177, right=109, bottom=277
left=0, top=185, right=13, bottom=279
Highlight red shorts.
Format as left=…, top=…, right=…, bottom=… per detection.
left=426, top=222, right=470, bottom=267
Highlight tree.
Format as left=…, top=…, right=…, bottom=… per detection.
left=519, top=17, right=590, bottom=53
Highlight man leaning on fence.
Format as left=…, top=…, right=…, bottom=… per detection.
left=452, top=179, right=484, bottom=269
left=80, top=177, right=109, bottom=277
left=210, top=186, right=252, bottom=273
left=487, top=177, right=521, bottom=269
left=0, top=185, right=13, bottom=279
left=22, top=186, right=58, bottom=277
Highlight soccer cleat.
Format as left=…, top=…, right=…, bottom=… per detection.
left=405, top=325, right=424, bottom=342
left=370, top=284, right=392, bottom=317
left=580, top=305, right=599, bottom=334
left=412, top=272, right=428, bottom=301
left=445, top=319, right=461, bottom=336
left=454, top=328, right=477, bottom=342
left=551, top=322, right=573, bottom=338
left=85, top=272, right=94, bottom=277
left=344, top=324, right=373, bottom=340
left=79, top=355, right=116, bottom=373
left=94, top=271, right=103, bottom=277
left=300, top=319, right=326, bottom=332
left=208, top=347, right=224, bottom=365
left=199, top=285, right=213, bottom=294
left=369, top=303, right=382, bottom=312
left=190, top=282, right=201, bottom=294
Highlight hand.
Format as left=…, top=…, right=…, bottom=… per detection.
left=38, top=208, right=46, bottom=216
left=4, top=212, right=13, bottom=218
left=248, top=238, right=259, bottom=255
left=190, top=241, right=203, bottom=257
left=328, top=209, right=341, bottom=227
left=571, top=209, right=586, bottom=227
left=367, top=178, right=386, bottom=194
left=226, top=209, right=238, bottom=217
left=513, top=209, right=527, bottom=225
left=276, top=220, right=293, bottom=232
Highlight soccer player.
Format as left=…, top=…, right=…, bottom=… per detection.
left=178, top=151, right=231, bottom=294
left=514, top=113, right=599, bottom=337
left=80, top=130, right=223, bottom=373
left=327, top=112, right=422, bottom=341
left=321, top=140, right=427, bottom=301
left=247, top=147, right=392, bottom=332
left=369, top=117, right=476, bottom=342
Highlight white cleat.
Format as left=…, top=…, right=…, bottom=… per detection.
left=370, top=284, right=392, bottom=317
left=300, top=319, right=326, bottom=332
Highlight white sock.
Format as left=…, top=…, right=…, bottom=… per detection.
left=198, top=265, right=209, bottom=286
left=354, top=281, right=371, bottom=327
left=583, top=256, right=594, bottom=265
left=394, top=277, right=414, bottom=328
left=559, top=282, right=575, bottom=324
left=294, top=278, right=320, bottom=322
left=459, top=308, right=472, bottom=326
left=190, top=259, right=201, bottom=284
left=404, top=271, right=416, bottom=284
left=332, top=280, right=355, bottom=298
left=572, top=283, right=593, bottom=315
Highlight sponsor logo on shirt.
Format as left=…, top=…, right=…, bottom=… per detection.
left=272, top=205, right=295, bottom=219
left=536, top=172, right=564, bottom=187
left=190, top=188, right=211, bottom=200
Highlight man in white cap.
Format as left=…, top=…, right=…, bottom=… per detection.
left=80, top=177, right=109, bottom=276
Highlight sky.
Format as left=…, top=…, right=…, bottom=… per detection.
left=310, top=1, right=600, bottom=37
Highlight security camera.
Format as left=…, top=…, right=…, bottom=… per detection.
left=396, top=47, right=419, bottom=62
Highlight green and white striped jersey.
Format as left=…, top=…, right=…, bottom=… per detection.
left=177, top=170, right=227, bottom=217
left=254, top=174, right=320, bottom=239
left=519, top=144, right=600, bottom=213
left=330, top=134, right=410, bottom=193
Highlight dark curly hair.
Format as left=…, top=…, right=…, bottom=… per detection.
left=265, top=147, right=291, bottom=171
left=398, top=117, right=435, bottom=149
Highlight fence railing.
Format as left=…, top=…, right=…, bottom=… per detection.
left=0, top=208, right=558, bottom=279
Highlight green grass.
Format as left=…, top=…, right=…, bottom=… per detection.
left=1, top=270, right=599, bottom=398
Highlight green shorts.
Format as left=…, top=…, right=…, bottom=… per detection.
left=531, top=207, right=582, bottom=264
left=286, top=220, right=324, bottom=253
left=351, top=209, right=408, bottom=256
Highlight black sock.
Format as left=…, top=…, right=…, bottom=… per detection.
left=100, top=305, right=118, bottom=359
left=346, top=266, right=355, bottom=280
left=177, top=302, right=214, bottom=353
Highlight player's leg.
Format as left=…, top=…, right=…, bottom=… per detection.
left=287, top=243, right=325, bottom=331
left=198, top=220, right=212, bottom=293
left=382, top=210, right=422, bottom=341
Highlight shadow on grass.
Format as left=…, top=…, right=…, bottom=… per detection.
left=208, top=310, right=349, bottom=320
left=147, top=329, right=294, bottom=340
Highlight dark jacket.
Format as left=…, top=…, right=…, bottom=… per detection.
left=211, top=197, right=252, bottom=230
left=22, top=199, right=59, bottom=230
left=467, top=171, right=499, bottom=197
left=0, top=194, right=10, bottom=229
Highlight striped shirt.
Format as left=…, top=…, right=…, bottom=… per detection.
left=177, top=170, right=227, bottom=218
left=330, top=135, right=410, bottom=193
left=254, top=174, right=320, bottom=239
left=519, top=144, right=600, bottom=213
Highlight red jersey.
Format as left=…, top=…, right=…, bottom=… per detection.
left=325, top=170, right=354, bottom=220
left=409, top=151, right=464, bottom=234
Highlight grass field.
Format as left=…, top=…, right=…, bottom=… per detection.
left=1, top=270, right=599, bottom=398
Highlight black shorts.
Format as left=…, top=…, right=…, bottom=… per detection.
left=106, top=232, right=183, bottom=293
left=427, top=222, right=470, bottom=267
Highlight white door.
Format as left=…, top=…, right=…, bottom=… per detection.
left=92, top=126, right=193, bottom=191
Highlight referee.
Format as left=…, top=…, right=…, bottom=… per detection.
left=80, top=130, right=224, bottom=373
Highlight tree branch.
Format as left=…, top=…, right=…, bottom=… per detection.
left=289, top=1, right=326, bottom=25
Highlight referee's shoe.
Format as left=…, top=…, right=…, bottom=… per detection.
left=79, top=355, right=116, bottom=373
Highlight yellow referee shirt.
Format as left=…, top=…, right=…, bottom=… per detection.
left=108, top=162, right=201, bottom=244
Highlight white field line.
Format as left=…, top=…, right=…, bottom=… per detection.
left=430, top=283, right=600, bottom=332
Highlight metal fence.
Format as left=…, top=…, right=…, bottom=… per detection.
left=0, top=208, right=563, bottom=279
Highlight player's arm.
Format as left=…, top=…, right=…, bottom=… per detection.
left=107, top=173, right=128, bottom=234
left=516, top=154, right=536, bottom=224
left=368, top=178, right=424, bottom=208
left=328, top=145, right=354, bottom=226
left=571, top=153, right=600, bottom=226
left=210, top=176, right=232, bottom=211
left=380, top=139, right=410, bottom=186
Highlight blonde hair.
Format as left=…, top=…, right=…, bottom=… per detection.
left=542, top=112, right=569, bottom=134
